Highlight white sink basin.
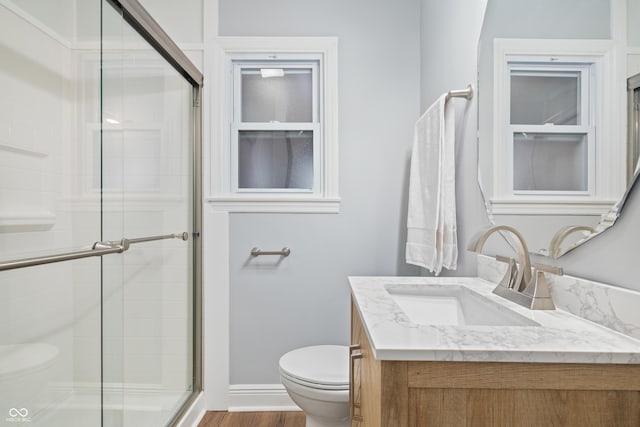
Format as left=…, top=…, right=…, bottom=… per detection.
left=385, top=284, right=540, bottom=327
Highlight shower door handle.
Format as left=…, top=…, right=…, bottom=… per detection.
left=125, top=232, right=189, bottom=245
left=0, top=232, right=189, bottom=272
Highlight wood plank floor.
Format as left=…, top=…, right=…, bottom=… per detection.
left=198, top=411, right=305, bottom=427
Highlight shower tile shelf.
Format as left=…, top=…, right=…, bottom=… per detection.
left=0, top=211, right=56, bottom=232
left=0, top=141, right=48, bottom=158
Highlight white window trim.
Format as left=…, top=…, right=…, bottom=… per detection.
left=491, top=38, right=624, bottom=215
left=207, top=36, right=339, bottom=213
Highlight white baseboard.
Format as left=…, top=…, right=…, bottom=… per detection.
left=175, top=392, right=206, bottom=427
left=228, top=384, right=301, bottom=412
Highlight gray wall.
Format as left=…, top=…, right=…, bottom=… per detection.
left=219, top=0, right=422, bottom=384
left=480, top=0, right=610, bottom=41
left=220, top=0, right=640, bottom=387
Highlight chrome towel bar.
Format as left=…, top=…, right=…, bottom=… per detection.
left=250, top=247, right=290, bottom=257
left=0, top=232, right=189, bottom=272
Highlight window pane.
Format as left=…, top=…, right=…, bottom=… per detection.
left=238, top=130, right=313, bottom=189
left=510, top=72, right=580, bottom=125
left=241, top=68, right=313, bottom=123
left=513, top=132, right=587, bottom=191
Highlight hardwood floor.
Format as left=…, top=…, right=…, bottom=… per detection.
left=198, top=411, right=305, bottom=427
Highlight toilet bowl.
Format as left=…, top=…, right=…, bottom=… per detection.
left=279, top=345, right=350, bottom=427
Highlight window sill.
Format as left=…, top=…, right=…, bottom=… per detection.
left=205, top=195, right=341, bottom=213
left=490, top=198, right=617, bottom=215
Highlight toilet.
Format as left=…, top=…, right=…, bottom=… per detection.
left=279, top=345, right=350, bottom=427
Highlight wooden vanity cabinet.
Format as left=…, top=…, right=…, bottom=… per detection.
left=350, top=299, right=640, bottom=427
left=350, top=300, right=408, bottom=426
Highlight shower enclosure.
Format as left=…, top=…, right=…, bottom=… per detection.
left=0, top=0, right=202, bottom=425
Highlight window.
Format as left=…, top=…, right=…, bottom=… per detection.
left=233, top=61, right=319, bottom=192
left=508, top=64, right=594, bottom=194
left=209, top=37, right=339, bottom=213
left=490, top=39, right=624, bottom=215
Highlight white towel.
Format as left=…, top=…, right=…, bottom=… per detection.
left=405, top=94, right=458, bottom=275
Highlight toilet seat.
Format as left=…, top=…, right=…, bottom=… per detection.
left=280, top=369, right=349, bottom=391
left=279, top=345, right=349, bottom=391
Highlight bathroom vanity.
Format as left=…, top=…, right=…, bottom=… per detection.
left=348, top=264, right=640, bottom=426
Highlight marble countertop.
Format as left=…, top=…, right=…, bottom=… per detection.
left=348, top=276, right=640, bottom=363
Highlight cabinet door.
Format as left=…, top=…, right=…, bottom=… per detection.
left=351, top=299, right=409, bottom=427
left=351, top=300, right=384, bottom=427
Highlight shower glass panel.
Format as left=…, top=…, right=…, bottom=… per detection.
left=101, top=2, right=195, bottom=425
left=0, top=0, right=200, bottom=426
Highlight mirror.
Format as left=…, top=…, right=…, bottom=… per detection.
left=478, top=0, right=640, bottom=257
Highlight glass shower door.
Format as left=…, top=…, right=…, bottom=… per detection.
left=0, top=0, right=200, bottom=425
left=100, top=1, right=197, bottom=425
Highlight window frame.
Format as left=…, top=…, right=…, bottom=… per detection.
left=506, top=62, right=595, bottom=197
left=230, top=59, right=321, bottom=194
left=208, top=37, right=339, bottom=213
left=491, top=38, right=624, bottom=215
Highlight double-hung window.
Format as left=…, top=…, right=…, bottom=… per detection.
left=490, top=39, right=624, bottom=215
left=232, top=59, right=320, bottom=192
left=508, top=63, right=594, bottom=194
left=209, top=37, right=339, bottom=213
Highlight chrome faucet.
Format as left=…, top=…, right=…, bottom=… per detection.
left=468, top=225, right=561, bottom=310
left=468, top=225, right=532, bottom=291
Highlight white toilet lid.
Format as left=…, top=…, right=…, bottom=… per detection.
left=279, top=345, right=349, bottom=389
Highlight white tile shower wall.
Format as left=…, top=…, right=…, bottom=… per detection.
left=121, top=235, right=191, bottom=388
left=101, top=207, right=191, bottom=391
left=0, top=5, right=73, bottom=228
left=477, top=254, right=640, bottom=339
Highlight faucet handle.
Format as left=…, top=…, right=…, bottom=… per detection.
left=520, top=264, right=561, bottom=310
left=533, top=263, right=563, bottom=276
